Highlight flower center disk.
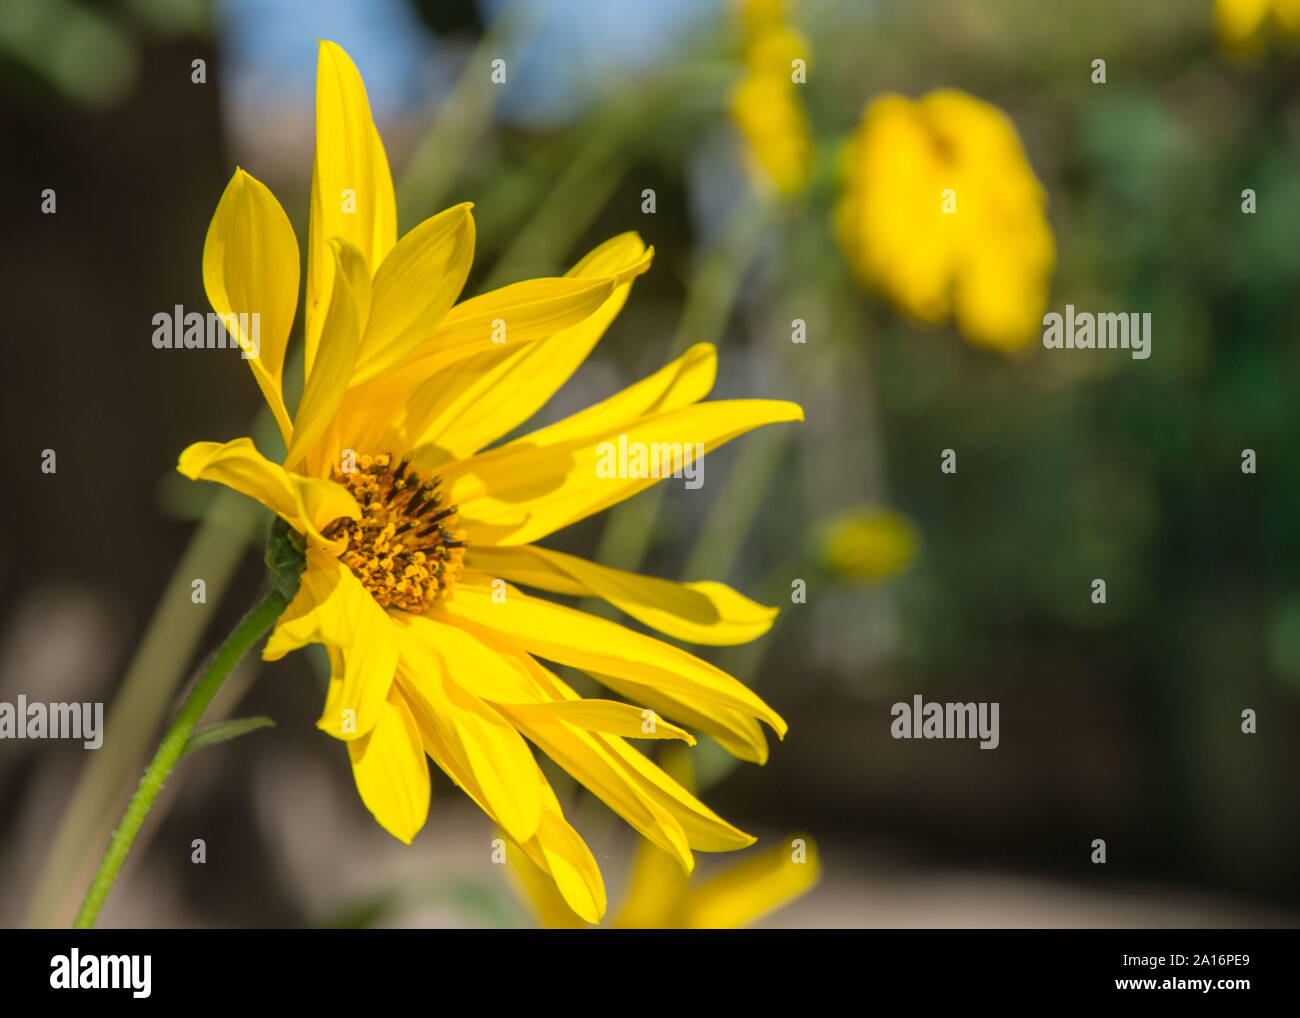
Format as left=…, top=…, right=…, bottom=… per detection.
left=325, top=453, right=465, bottom=612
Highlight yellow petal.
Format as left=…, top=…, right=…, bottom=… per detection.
left=598, top=733, right=753, bottom=851
left=523, top=808, right=607, bottom=925
left=680, top=835, right=821, bottom=928
left=509, top=661, right=754, bottom=855
left=347, top=686, right=430, bottom=844
left=500, top=656, right=754, bottom=862
left=326, top=241, right=653, bottom=464
left=510, top=770, right=608, bottom=927
left=407, top=605, right=689, bottom=741
left=1278, top=0, right=1300, bottom=34
left=590, top=670, right=770, bottom=763
left=202, top=168, right=299, bottom=441
left=504, top=699, right=696, bottom=745
left=177, top=437, right=358, bottom=547
left=503, top=341, right=716, bottom=450
left=612, top=837, right=690, bottom=928
left=731, top=66, right=813, bottom=195
left=465, top=544, right=778, bottom=645
left=350, top=203, right=476, bottom=387
left=447, top=398, right=803, bottom=546
left=954, top=227, right=1053, bottom=351
left=395, top=612, right=544, bottom=703
left=566, top=230, right=655, bottom=279
left=496, top=698, right=694, bottom=872
left=475, top=641, right=758, bottom=864
left=409, top=610, right=746, bottom=850
left=428, top=238, right=650, bottom=361
left=306, top=39, right=397, bottom=374
left=285, top=238, right=367, bottom=472
left=441, top=585, right=786, bottom=736
left=402, top=235, right=652, bottom=464
left=835, top=93, right=955, bottom=324
left=1215, top=0, right=1272, bottom=46
left=410, top=275, right=621, bottom=375
left=407, top=688, right=606, bottom=922
left=460, top=558, right=585, bottom=596
left=263, top=547, right=399, bottom=740
left=311, top=282, right=621, bottom=466
left=507, top=832, right=592, bottom=929
left=395, top=624, right=543, bottom=843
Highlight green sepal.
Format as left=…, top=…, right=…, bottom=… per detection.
left=265, top=516, right=307, bottom=602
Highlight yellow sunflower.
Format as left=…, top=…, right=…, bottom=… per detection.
left=835, top=89, right=1054, bottom=353
left=178, top=40, right=801, bottom=924
left=1215, top=0, right=1300, bottom=53
left=729, top=0, right=814, bottom=195
left=819, top=507, right=919, bottom=583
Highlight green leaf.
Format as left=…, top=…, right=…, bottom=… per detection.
left=182, top=716, right=276, bottom=757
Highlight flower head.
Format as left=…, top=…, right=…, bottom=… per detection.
left=819, top=507, right=919, bottom=583
left=834, top=89, right=1054, bottom=352
left=729, top=0, right=814, bottom=195
left=1215, top=0, right=1300, bottom=55
left=179, top=41, right=802, bottom=923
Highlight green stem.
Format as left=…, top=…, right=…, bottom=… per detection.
left=72, top=589, right=287, bottom=929
left=27, top=413, right=276, bottom=927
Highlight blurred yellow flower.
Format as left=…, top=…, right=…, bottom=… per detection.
left=512, top=751, right=820, bottom=928
left=820, top=507, right=919, bottom=583
left=180, top=40, right=802, bottom=925
left=736, top=0, right=786, bottom=35
left=835, top=89, right=1055, bottom=352
left=1215, top=0, right=1300, bottom=52
left=729, top=0, right=814, bottom=195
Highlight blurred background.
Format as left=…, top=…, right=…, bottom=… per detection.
left=2, top=0, right=1299, bottom=928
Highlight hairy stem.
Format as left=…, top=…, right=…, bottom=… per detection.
left=72, top=589, right=287, bottom=929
